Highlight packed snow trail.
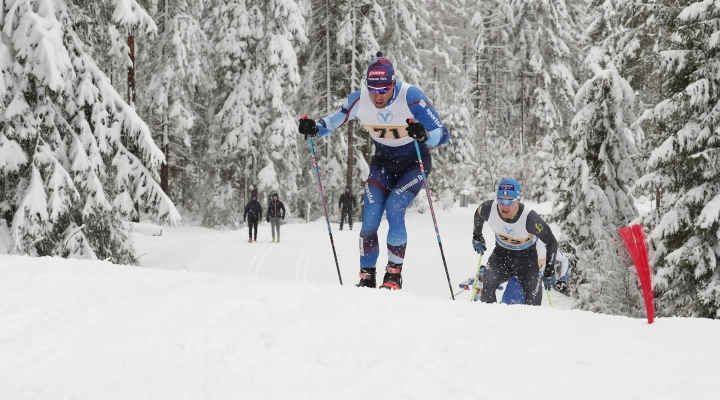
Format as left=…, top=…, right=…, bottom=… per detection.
left=133, top=201, right=573, bottom=307
left=1, top=255, right=719, bottom=399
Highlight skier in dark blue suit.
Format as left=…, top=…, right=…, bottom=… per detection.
left=298, top=52, right=450, bottom=290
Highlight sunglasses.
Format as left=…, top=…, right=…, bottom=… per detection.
left=497, top=197, right=518, bottom=206
left=366, top=83, right=394, bottom=94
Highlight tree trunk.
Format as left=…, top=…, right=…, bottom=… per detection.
left=346, top=120, right=354, bottom=189
left=128, top=35, right=139, bottom=223
left=160, top=0, right=170, bottom=196
left=161, top=142, right=169, bottom=194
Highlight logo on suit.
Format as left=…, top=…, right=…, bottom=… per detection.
left=377, top=110, right=393, bottom=123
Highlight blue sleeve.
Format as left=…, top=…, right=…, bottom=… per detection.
left=316, top=90, right=362, bottom=137
left=406, top=86, right=450, bottom=146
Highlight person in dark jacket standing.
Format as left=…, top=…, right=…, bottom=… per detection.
left=266, top=193, right=286, bottom=243
left=243, top=193, right=263, bottom=243
left=338, top=186, right=357, bottom=230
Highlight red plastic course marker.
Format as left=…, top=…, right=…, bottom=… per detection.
left=618, top=224, right=655, bottom=324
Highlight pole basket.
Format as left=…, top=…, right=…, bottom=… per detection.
left=618, top=224, right=654, bottom=324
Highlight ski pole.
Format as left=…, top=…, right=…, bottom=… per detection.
left=304, top=116, right=343, bottom=285
left=545, top=287, right=553, bottom=307
left=408, top=119, right=454, bottom=300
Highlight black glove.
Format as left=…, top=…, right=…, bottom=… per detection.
left=282, top=215, right=285, bottom=220
left=266, top=216, right=270, bottom=223
left=555, top=280, right=568, bottom=293
left=406, top=119, right=428, bottom=143
left=543, top=264, right=555, bottom=278
left=298, top=116, right=319, bottom=137
left=472, top=234, right=486, bottom=255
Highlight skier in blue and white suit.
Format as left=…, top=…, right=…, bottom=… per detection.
left=298, top=52, right=450, bottom=290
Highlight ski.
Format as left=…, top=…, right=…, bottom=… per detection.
left=469, top=256, right=484, bottom=302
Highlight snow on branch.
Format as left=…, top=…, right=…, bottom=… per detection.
left=0, top=133, right=28, bottom=172
left=112, top=145, right=181, bottom=225
left=110, top=0, right=157, bottom=33
left=698, top=193, right=720, bottom=229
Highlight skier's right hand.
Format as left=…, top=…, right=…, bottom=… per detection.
left=298, top=115, right=319, bottom=137
left=472, top=235, right=486, bottom=255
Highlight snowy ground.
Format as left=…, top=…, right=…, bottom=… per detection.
left=1, top=201, right=719, bottom=399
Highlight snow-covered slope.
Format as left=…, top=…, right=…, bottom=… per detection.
left=1, top=254, right=718, bottom=399
left=1, top=201, right=717, bottom=399
left=131, top=201, right=573, bottom=307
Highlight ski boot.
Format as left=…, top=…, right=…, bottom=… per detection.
left=379, top=262, right=403, bottom=290
left=355, top=267, right=376, bottom=288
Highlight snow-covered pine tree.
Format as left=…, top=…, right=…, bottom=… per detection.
left=638, top=1, right=720, bottom=318
left=335, top=0, right=385, bottom=195
left=429, top=104, right=478, bottom=206
left=553, top=62, right=644, bottom=316
left=416, top=0, right=479, bottom=206
left=136, top=0, right=210, bottom=206
left=527, top=138, right=560, bottom=202
left=0, top=0, right=179, bottom=262
left=512, top=0, right=579, bottom=188
left=376, top=0, right=429, bottom=86
left=203, top=0, right=307, bottom=226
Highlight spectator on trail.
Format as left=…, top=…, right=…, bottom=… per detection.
left=338, top=186, right=357, bottom=230
left=267, top=193, right=286, bottom=243
left=243, top=193, right=262, bottom=243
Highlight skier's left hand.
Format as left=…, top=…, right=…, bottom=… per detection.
left=406, top=119, right=428, bottom=142
left=282, top=215, right=285, bottom=220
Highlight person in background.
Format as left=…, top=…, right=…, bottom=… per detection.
left=267, top=193, right=286, bottom=243
left=338, top=186, right=357, bottom=230
left=243, top=193, right=263, bottom=243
